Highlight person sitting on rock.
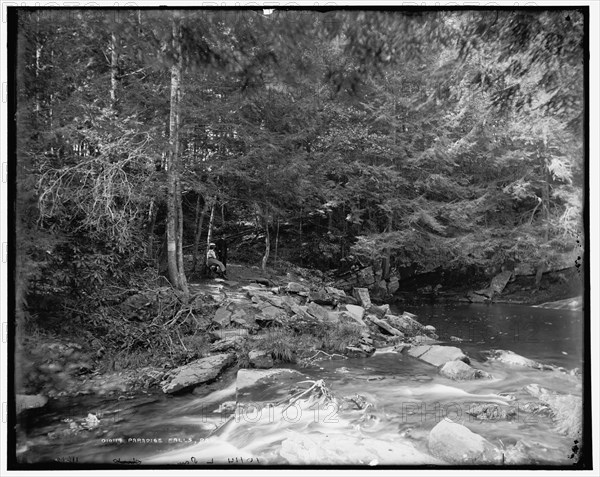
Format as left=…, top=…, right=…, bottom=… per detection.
left=207, top=243, right=226, bottom=277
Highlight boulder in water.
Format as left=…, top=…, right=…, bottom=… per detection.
left=524, top=384, right=582, bottom=438
left=161, top=353, right=234, bottom=394
left=488, top=350, right=550, bottom=370
left=439, top=360, right=492, bottom=380
left=428, top=418, right=503, bottom=464
left=280, top=431, right=442, bottom=465
left=406, top=345, right=469, bottom=367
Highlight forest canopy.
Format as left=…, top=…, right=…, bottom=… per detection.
left=14, top=8, right=585, bottom=303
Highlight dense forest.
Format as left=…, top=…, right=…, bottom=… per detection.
left=13, top=8, right=585, bottom=373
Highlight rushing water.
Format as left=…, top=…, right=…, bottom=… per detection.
left=18, top=303, right=584, bottom=466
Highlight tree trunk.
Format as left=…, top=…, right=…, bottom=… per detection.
left=206, top=200, right=216, bottom=258
left=262, top=212, right=270, bottom=271
left=146, top=199, right=157, bottom=259
left=176, top=180, right=188, bottom=295
left=192, top=194, right=208, bottom=271
left=166, top=14, right=186, bottom=292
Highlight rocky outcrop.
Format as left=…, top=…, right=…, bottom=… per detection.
left=161, top=353, right=235, bottom=394
left=428, top=418, right=503, bottom=464
left=406, top=345, right=469, bottom=367
left=439, top=360, right=492, bottom=380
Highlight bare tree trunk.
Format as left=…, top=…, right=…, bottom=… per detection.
left=206, top=200, right=216, bottom=252
left=274, top=217, right=280, bottom=264
left=35, top=11, right=41, bottom=121
left=260, top=206, right=270, bottom=271
left=176, top=181, right=188, bottom=295
left=192, top=194, right=208, bottom=271
left=166, top=14, right=184, bottom=291
left=146, top=199, right=157, bottom=259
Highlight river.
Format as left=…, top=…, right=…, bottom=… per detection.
left=17, top=303, right=584, bottom=466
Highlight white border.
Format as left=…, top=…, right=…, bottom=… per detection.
left=1, top=1, right=598, bottom=476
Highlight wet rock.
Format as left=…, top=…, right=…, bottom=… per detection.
left=161, top=353, right=235, bottom=394
left=428, top=418, right=502, bottom=464
left=345, top=344, right=375, bottom=358
left=488, top=350, right=550, bottom=370
left=524, top=384, right=582, bottom=438
left=280, top=431, right=442, bottom=465
left=466, top=291, right=490, bottom=303
left=439, top=360, right=492, bottom=380
left=489, top=270, right=513, bottom=295
left=248, top=350, right=274, bottom=369
left=236, top=368, right=306, bottom=403
left=466, top=403, right=517, bottom=421
left=406, top=345, right=469, bottom=367
left=353, top=287, right=372, bottom=308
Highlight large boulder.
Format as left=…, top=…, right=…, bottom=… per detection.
left=16, top=394, right=48, bottom=414
left=439, top=360, right=492, bottom=380
left=306, top=302, right=333, bottom=322
left=280, top=431, right=442, bottom=465
left=428, top=418, right=502, bottom=464
left=489, top=270, right=513, bottom=295
left=406, top=345, right=469, bottom=367
left=161, top=353, right=234, bottom=394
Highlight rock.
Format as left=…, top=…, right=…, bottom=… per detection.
left=387, top=276, right=400, bottom=294
left=423, top=325, right=436, bottom=333
left=386, top=313, right=424, bottom=335
left=236, top=368, right=306, bottom=403
left=410, top=335, right=440, bottom=345
left=306, top=302, right=332, bottom=322
left=488, top=350, right=549, bottom=369
left=161, top=353, right=234, bottom=394
left=366, top=314, right=404, bottom=336
left=439, top=360, right=492, bottom=380
left=344, top=304, right=365, bottom=321
left=16, top=394, right=48, bottom=414
left=287, top=282, right=310, bottom=294
left=209, top=336, right=246, bottom=352
left=338, top=311, right=367, bottom=328
left=213, top=304, right=233, bottom=327
left=345, top=346, right=372, bottom=358
left=368, top=304, right=390, bottom=319
left=466, top=403, right=517, bottom=421
left=325, top=286, right=346, bottom=299
left=524, top=384, right=582, bottom=438
left=489, top=270, right=513, bottom=295
left=248, top=350, right=274, bottom=369
left=353, top=287, right=372, bottom=308
left=466, top=291, right=490, bottom=303
left=406, top=345, right=469, bottom=367
left=211, top=329, right=249, bottom=340
left=449, top=336, right=463, bottom=342
left=308, top=289, right=335, bottom=306
left=359, top=266, right=376, bottom=285
left=428, top=418, right=502, bottom=464
left=280, top=431, right=442, bottom=465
